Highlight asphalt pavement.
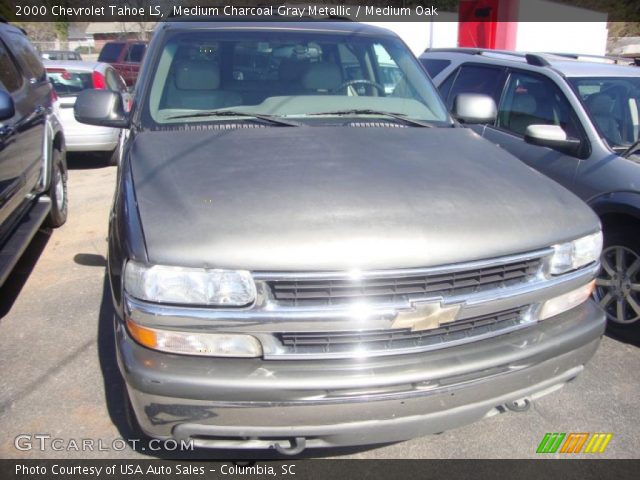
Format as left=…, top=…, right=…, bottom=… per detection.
left=0, top=155, right=638, bottom=459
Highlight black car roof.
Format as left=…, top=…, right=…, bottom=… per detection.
left=0, top=19, right=27, bottom=36
left=161, top=20, right=398, bottom=38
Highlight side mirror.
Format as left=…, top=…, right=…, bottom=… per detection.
left=0, top=90, right=15, bottom=121
left=452, top=93, right=497, bottom=124
left=524, top=124, right=582, bottom=156
left=74, top=89, right=129, bottom=128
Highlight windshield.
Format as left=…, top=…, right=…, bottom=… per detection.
left=569, top=76, right=640, bottom=149
left=143, top=29, right=451, bottom=127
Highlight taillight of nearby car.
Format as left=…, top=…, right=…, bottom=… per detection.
left=92, top=70, right=107, bottom=90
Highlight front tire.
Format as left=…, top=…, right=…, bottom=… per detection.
left=594, top=227, right=640, bottom=326
left=45, top=148, right=68, bottom=228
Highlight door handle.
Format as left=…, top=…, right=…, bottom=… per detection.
left=0, top=124, right=15, bottom=139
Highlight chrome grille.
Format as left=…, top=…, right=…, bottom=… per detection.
left=267, top=258, right=542, bottom=307
left=276, top=306, right=530, bottom=356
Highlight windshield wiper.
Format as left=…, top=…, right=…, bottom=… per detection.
left=165, top=110, right=301, bottom=127
left=307, top=109, right=434, bottom=128
left=621, top=139, right=640, bottom=158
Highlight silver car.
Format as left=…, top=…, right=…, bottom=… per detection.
left=422, top=49, right=640, bottom=327
left=44, top=60, right=131, bottom=165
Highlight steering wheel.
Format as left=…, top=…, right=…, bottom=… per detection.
left=335, top=79, right=386, bottom=96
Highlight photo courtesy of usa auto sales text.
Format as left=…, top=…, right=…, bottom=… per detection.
left=15, top=463, right=295, bottom=476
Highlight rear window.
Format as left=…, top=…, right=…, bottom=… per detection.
left=42, top=52, right=79, bottom=61
left=126, top=44, right=146, bottom=62
left=420, top=58, right=451, bottom=78
left=98, top=43, right=125, bottom=62
left=46, top=69, right=93, bottom=96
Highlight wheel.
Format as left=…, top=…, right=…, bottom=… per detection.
left=106, top=131, right=124, bottom=167
left=44, top=148, right=68, bottom=228
left=594, top=227, right=640, bottom=325
left=335, top=79, right=386, bottom=96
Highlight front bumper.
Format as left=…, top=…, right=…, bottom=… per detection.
left=65, top=129, right=119, bottom=152
left=116, top=299, right=605, bottom=451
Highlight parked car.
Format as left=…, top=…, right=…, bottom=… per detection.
left=75, top=21, right=605, bottom=454
left=41, top=50, right=82, bottom=61
left=44, top=60, right=130, bottom=165
left=421, top=48, right=640, bottom=327
left=0, top=21, right=67, bottom=286
left=97, top=40, right=147, bottom=87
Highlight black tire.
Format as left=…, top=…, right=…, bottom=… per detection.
left=123, top=386, right=151, bottom=448
left=594, top=225, right=640, bottom=327
left=44, top=148, right=68, bottom=228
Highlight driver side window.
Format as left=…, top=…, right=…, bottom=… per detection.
left=498, top=71, right=581, bottom=139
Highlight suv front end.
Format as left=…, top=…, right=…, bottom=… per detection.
left=117, top=231, right=604, bottom=452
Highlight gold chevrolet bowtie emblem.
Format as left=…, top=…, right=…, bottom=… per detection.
left=391, top=302, right=461, bottom=332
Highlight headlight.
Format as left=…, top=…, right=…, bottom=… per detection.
left=548, top=231, right=602, bottom=275
left=124, top=261, right=256, bottom=306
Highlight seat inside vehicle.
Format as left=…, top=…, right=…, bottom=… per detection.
left=163, top=59, right=242, bottom=110
left=587, top=93, right=623, bottom=146
left=301, top=62, right=343, bottom=94
left=505, top=88, right=540, bottom=135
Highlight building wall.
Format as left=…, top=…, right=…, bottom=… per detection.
left=364, top=15, right=459, bottom=55
left=368, top=18, right=606, bottom=57
left=515, top=22, right=608, bottom=55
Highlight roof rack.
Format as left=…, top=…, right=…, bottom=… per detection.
left=425, top=48, right=551, bottom=67
left=547, top=52, right=634, bottom=65
left=525, top=53, right=550, bottom=67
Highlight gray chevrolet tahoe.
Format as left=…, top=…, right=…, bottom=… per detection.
left=75, top=20, right=605, bottom=454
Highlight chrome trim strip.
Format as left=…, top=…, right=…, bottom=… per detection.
left=125, top=263, right=598, bottom=330
left=258, top=317, right=537, bottom=360
left=251, top=248, right=553, bottom=281
left=123, top=252, right=598, bottom=360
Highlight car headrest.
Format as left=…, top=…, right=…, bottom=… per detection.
left=301, top=62, right=342, bottom=91
left=174, top=60, right=221, bottom=90
left=279, top=59, right=309, bottom=82
left=512, top=92, right=537, bottom=115
left=588, top=94, right=615, bottom=116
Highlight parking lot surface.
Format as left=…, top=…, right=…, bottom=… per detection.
left=0, top=156, right=639, bottom=459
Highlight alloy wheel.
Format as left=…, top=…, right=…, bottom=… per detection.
left=594, top=245, right=640, bottom=324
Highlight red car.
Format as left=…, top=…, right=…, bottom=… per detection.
left=97, top=40, right=147, bottom=87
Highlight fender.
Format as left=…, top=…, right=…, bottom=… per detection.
left=37, top=112, right=65, bottom=194
left=107, top=136, right=148, bottom=313
left=588, top=191, right=640, bottom=221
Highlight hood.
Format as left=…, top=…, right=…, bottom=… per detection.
left=129, top=126, right=598, bottom=271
